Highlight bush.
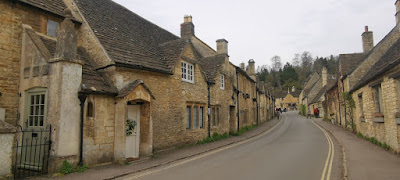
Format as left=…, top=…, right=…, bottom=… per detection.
left=59, top=161, right=89, bottom=174
left=59, top=161, right=74, bottom=174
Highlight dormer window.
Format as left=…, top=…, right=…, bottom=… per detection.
left=182, top=61, right=194, bottom=83
left=220, top=74, right=225, bottom=90
left=47, top=19, right=59, bottom=37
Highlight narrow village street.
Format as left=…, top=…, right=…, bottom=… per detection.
left=118, top=111, right=342, bottom=180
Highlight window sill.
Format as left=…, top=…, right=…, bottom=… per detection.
left=373, top=117, right=384, bottom=123
left=182, top=79, right=194, bottom=84
left=360, top=118, right=366, bottom=123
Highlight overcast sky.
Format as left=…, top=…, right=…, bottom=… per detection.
left=114, top=0, right=395, bottom=68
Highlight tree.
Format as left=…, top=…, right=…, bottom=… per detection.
left=292, top=53, right=300, bottom=67
left=257, top=65, right=270, bottom=82
left=280, top=62, right=298, bottom=85
left=271, top=56, right=282, bottom=71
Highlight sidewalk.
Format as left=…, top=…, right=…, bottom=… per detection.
left=315, top=119, right=400, bottom=180
left=35, top=118, right=280, bottom=180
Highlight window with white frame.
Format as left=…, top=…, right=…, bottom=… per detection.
left=26, top=88, right=47, bottom=127
left=47, top=19, right=59, bottom=37
left=220, top=74, right=225, bottom=90
left=182, top=61, right=194, bottom=83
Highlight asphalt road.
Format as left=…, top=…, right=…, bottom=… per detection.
left=120, top=111, right=341, bottom=180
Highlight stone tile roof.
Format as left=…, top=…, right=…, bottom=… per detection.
left=75, top=0, right=180, bottom=74
left=39, top=36, right=118, bottom=95
left=309, top=77, right=336, bottom=105
left=272, top=90, right=288, bottom=99
left=338, top=53, right=365, bottom=76
left=290, top=90, right=302, bottom=98
left=351, top=37, right=400, bottom=92
left=199, top=54, right=226, bottom=83
left=19, top=0, right=79, bottom=22
left=303, top=72, right=320, bottom=97
left=160, top=39, right=190, bottom=69
left=117, top=80, right=155, bottom=99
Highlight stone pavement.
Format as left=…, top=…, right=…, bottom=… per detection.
left=315, top=119, right=400, bottom=180
left=34, top=118, right=280, bottom=180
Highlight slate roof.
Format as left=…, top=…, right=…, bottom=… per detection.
left=39, top=36, right=118, bottom=95
left=75, top=0, right=180, bottom=74
left=199, top=54, right=226, bottom=83
left=309, top=86, right=326, bottom=104
left=338, top=53, right=365, bottom=77
left=303, top=73, right=320, bottom=97
left=309, top=76, right=336, bottom=105
left=18, top=0, right=79, bottom=22
left=159, top=39, right=190, bottom=69
left=351, top=37, right=400, bottom=92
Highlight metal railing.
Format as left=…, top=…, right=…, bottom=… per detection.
left=13, top=124, right=51, bottom=179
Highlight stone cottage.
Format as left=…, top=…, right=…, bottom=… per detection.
left=0, top=0, right=275, bottom=177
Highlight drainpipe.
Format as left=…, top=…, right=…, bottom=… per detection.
left=78, top=92, right=88, bottom=166
left=256, top=85, right=259, bottom=125
left=207, top=82, right=211, bottom=137
left=236, top=69, right=240, bottom=132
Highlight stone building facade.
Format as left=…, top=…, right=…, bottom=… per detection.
left=0, top=0, right=276, bottom=176
left=325, top=1, right=400, bottom=152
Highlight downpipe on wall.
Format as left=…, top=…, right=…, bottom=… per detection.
left=78, top=92, right=88, bottom=166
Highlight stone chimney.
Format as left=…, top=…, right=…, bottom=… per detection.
left=181, top=15, right=194, bottom=39
left=292, top=86, right=296, bottom=92
left=48, top=8, right=83, bottom=157
left=396, top=0, right=400, bottom=24
left=240, top=62, right=245, bottom=70
left=362, top=26, right=374, bottom=53
left=55, top=8, right=77, bottom=61
left=322, top=67, right=328, bottom=87
left=216, top=39, right=228, bottom=55
left=247, top=59, right=256, bottom=80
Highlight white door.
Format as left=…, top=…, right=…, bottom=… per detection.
left=126, top=105, right=141, bottom=158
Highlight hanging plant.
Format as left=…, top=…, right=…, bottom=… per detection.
left=126, top=119, right=137, bottom=135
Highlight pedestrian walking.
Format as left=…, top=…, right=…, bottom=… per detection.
left=307, top=109, right=311, bottom=119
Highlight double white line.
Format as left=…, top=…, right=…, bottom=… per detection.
left=312, top=120, right=334, bottom=180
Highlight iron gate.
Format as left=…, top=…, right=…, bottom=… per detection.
left=13, top=124, right=51, bottom=179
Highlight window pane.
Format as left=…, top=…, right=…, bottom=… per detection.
left=39, top=116, right=44, bottom=126
left=29, top=116, right=33, bottom=126
left=30, top=106, right=34, bottom=116
left=47, top=20, right=59, bottom=37
left=194, top=107, right=198, bottom=129
left=40, top=105, right=45, bottom=116
left=200, top=107, right=204, bottom=128
left=34, top=116, right=38, bottom=126
left=31, top=95, right=34, bottom=105
left=186, top=107, right=191, bottom=129
left=41, top=94, right=45, bottom=104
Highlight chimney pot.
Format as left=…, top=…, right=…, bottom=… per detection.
left=362, top=26, right=374, bottom=53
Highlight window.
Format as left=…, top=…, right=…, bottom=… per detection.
left=182, top=61, right=194, bottom=83
left=186, top=106, right=191, bottom=129
left=200, top=107, right=204, bottom=128
left=212, top=107, right=219, bottom=126
left=220, top=74, right=225, bottom=90
left=26, top=89, right=47, bottom=127
left=87, top=102, right=94, bottom=117
left=373, top=85, right=383, bottom=113
left=47, top=19, right=59, bottom=37
left=193, top=107, right=199, bottom=129
left=358, top=93, right=364, bottom=117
